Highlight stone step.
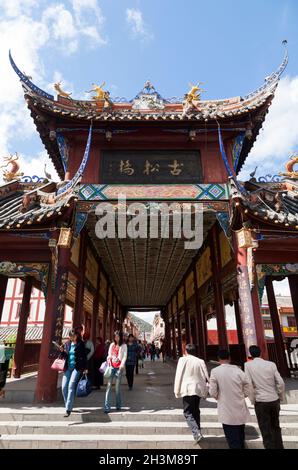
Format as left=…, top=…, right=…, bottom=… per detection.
left=1, top=408, right=298, bottom=423
left=0, top=420, right=297, bottom=437
left=1, top=433, right=298, bottom=449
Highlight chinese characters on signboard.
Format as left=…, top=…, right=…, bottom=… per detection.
left=49, top=266, right=68, bottom=357
left=237, top=265, right=257, bottom=354
left=100, top=150, right=202, bottom=184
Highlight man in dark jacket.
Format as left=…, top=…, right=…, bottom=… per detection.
left=125, top=334, right=139, bottom=390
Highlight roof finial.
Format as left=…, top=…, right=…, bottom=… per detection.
left=54, top=81, right=72, bottom=99
left=1, top=152, right=24, bottom=182
left=279, top=153, right=298, bottom=180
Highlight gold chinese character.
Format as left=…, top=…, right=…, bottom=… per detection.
left=168, top=159, right=184, bottom=175
left=119, top=160, right=134, bottom=176
left=143, top=160, right=160, bottom=175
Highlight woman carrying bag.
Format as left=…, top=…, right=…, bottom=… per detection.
left=60, top=329, right=88, bottom=417
left=104, top=331, right=127, bottom=414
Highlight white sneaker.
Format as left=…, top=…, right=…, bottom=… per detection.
left=194, top=431, right=203, bottom=443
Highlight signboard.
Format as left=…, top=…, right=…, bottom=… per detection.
left=100, top=150, right=202, bottom=184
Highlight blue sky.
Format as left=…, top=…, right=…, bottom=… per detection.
left=0, top=0, right=297, bottom=180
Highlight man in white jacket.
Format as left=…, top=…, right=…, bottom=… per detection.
left=209, top=349, right=252, bottom=449
left=174, top=344, right=209, bottom=442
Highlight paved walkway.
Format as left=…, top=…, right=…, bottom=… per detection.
left=0, top=359, right=298, bottom=448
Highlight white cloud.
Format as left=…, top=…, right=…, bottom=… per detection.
left=42, top=1, right=107, bottom=54
left=239, top=75, right=298, bottom=180
left=0, top=0, right=40, bottom=18
left=0, top=2, right=107, bottom=183
left=126, top=8, right=153, bottom=41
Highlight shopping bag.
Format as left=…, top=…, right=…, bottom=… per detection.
left=50, top=357, right=65, bottom=372
left=76, top=373, right=92, bottom=397
left=99, top=361, right=108, bottom=374
left=138, top=359, right=143, bottom=368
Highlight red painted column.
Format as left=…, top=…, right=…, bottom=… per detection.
left=234, top=298, right=247, bottom=363
left=183, top=281, right=191, bottom=344
left=12, top=277, right=33, bottom=378
left=193, top=266, right=207, bottom=360
left=35, top=247, right=70, bottom=402
left=91, top=263, right=101, bottom=346
left=170, top=301, right=177, bottom=359
left=288, top=275, right=298, bottom=328
left=210, top=225, right=228, bottom=350
left=103, top=281, right=109, bottom=341
left=233, top=231, right=268, bottom=359
left=251, top=273, right=268, bottom=359
left=110, top=291, right=114, bottom=338
left=0, top=275, right=8, bottom=323
left=234, top=298, right=244, bottom=344
left=176, top=293, right=183, bottom=357
left=265, top=277, right=290, bottom=377
left=73, top=231, right=87, bottom=327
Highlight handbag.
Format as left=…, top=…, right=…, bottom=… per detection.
left=104, top=365, right=112, bottom=379
left=99, top=361, right=108, bottom=374
left=50, top=357, right=66, bottom=372
left=76, top=373, right=92, bottom=397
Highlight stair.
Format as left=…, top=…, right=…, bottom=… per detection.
left=0, top=406, right=297, bottom=449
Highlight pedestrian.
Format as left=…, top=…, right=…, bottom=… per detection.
left=0, top=341, right=10, bottom=399
left=104, top=339, right=111, bottom=359
left=245, top=345, right=285, bottom=449
left=209, top=349, right=251, bottom=449
left=174, top=344, right=209, bottom=443
left=104, top=331, right=127, bottom=413
left=156, top=346, right=160, bottom=360
left=126, top=334, right=138, bottom=390
left=150, top=343, right=156, bottom=361
left=83, top=331, right=95, bottom=384
left=160, top=339, right=166, bottom=363
left=60, top=329, right=88, bottom=417
left=138, top=340, right=145, bottom=369
left=93, top=337, right=105, bottom=389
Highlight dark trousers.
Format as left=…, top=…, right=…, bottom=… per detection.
left=183, top=395, right=201, bottom=437
left=223, top=424, right=246, bottom=449
left=255, top=399, right=283, bottom=449
left=93, top=358, right=104, bottom=387
left=135, top=358, right=139, bottom=375
left=0, top=360, right=9, bottom=389
left=126, top=364, right=135, bottom=389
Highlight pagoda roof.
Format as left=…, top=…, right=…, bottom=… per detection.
left=0, top=179, right=77, bottom=230
left=9, top=44, right=288, bottom=178
left=230, top=175, right=298, bottom=231
left=9, top=46, right=288, bottom=123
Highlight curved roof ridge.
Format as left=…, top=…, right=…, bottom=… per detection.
left=10, top=43, right=288, bottom=107
left=243, top=41, right=288, bottom=101
left=9, top=50, right=54, bottom=101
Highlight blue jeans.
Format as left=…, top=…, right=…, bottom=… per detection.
left=104, top=367, right=123, bottom=412
left=62, top=368, right=81, bottom=412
